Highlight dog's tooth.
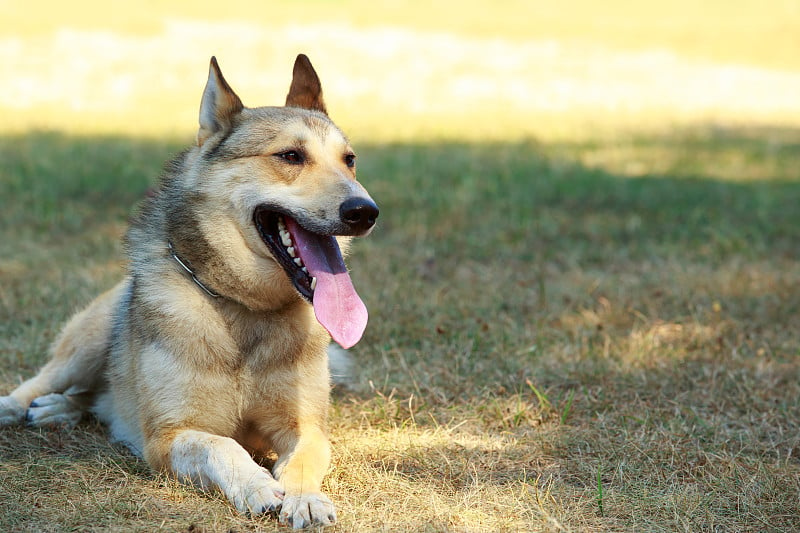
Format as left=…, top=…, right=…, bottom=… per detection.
left=281, top=231, right=292, bottom=247
left=310, top=277, right=317, bottom=291
left=302, top=267, right=308, bottom=274
left=294, top=258, right=303, bottom=266
left=287, top=246, right=295, bottom=257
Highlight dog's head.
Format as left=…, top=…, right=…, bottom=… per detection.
left=178, top=55, right=378, bottom=348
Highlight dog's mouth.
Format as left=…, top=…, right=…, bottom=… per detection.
left=254, top=209, right=316, bottom=301
left=253, top=206, right=368, bottom=349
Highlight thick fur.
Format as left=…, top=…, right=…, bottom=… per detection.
left=0, top=55, right=377, bottom=529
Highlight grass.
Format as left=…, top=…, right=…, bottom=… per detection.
left=2, top=125, right=798, bottom=531
left=1, top=2, right=800, bottom=531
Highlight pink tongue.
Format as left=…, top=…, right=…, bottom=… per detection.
left=284, top=217, right=368, bottom=349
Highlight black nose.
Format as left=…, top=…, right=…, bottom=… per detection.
left=339, top=197, right=379, bottom=233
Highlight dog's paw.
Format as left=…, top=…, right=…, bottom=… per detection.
left=0, top=396, right=26, bottom=426
left=280, top=492, right=336, bottom=529
left=229, top=468, right=285, bottom=516
left=26, top=393, right=83, bottom=428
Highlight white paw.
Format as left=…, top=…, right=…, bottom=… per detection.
left=26, top=393, right=83, bottom=428
left=280, top=492, right=336, bottom=529
left=229, top=468, right=285, bottom=516
left=0, top=396, right=25, bottom=426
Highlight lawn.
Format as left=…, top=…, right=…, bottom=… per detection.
left=1, top=2, right=799, bottom=532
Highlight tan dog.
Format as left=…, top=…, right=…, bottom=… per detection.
left=0, top=55, right=378, bottom=529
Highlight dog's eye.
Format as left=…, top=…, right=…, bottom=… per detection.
left=276, top=150, right=305, bottom=164
left=344, top=153, right=356, bottom=168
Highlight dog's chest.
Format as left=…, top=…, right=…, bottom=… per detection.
left=223, top=304, right=321, bottom=368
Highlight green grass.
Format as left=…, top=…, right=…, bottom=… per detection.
left=1, top=125, right=799, bottom=531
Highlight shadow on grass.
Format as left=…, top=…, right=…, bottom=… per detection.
left=361, top=125, right=800, bottom=264
left=0, top=131, right=180, bottom=237
left=1, top=125, right=797, bottom=260
left=1, top=124, right=799, bottom=530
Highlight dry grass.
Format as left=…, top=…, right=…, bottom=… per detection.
left=3, top=129, right=798, bottom=532
left=2, top=2, right=800, bottom=532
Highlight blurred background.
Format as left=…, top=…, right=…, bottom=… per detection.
left=2, top=0, right=799, bottom=140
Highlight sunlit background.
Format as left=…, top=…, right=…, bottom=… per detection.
left=2, top=0, right=799, bottom=140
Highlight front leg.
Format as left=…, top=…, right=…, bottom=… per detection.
left=162, top=429, right=285, bottom=514
left=273, top=425, right=336, bottom=529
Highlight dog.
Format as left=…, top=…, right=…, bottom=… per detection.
left=0, top=54, right=378, bottom=529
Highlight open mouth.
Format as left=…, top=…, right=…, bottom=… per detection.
left=254, top=207, right=315, bottom=302
left=252, top=205, right=369, bottom=349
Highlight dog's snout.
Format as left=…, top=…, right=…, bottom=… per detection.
left=339, top=197, right=379, bottom=233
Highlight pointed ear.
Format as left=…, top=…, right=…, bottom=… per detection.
left=285, top=54, right=327, bottom=115
left=197, top=57, right=244, bottom=147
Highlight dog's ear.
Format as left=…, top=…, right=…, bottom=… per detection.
left=197, top=57, right=244, bottom=147
left=285, top=54, right=327, bottom=115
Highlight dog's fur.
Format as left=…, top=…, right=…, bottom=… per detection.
left=0, top=55, right=378, bottom=529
